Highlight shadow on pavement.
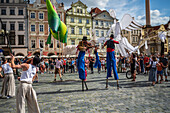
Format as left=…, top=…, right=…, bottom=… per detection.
left=37, top=88, right=108, bottom=95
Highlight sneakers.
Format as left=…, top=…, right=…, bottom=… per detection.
left=53, top=79, right=56, bottom=82
left=6, top=96, right=13, bottom=99
left=165, top=79, right=168, bottom=82
left=60, top=78, right=63, bottom=81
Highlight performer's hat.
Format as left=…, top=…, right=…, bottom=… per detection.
left=110, top=34, right=114, bottom=38
left=82, top=36, right=87, bottom=41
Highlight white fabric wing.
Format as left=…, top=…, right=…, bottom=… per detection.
left=120, top=14, right=133, bottom=30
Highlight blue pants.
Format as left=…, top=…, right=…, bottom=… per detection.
left=107, top=51, right=119, bottom=80
left=77, top=51, right=85, bottom=80
left=94, top=52, right=101, bottom=69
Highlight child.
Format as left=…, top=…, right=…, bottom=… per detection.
left=156, top=60, right=163, bottom=83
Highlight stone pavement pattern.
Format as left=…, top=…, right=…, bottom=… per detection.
left=0, top=70, right=170, bottom=113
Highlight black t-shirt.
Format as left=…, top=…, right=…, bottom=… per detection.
left=131, top=59, right=136, bottom=69
left=122, top=58, right=125, bottom=64
left=140, top=56, right=144, bottom=65
left=160, top=57, right=168, bottom=68
left=90, top=58, right=94, bottom=66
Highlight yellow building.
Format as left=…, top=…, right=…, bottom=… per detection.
left=66, top=0, right=92, bottom=45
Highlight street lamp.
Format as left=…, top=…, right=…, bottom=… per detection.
left=0, top=18, right=12, bottom=54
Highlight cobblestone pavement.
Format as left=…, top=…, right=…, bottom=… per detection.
left=0, top=70, right=170, bottom=113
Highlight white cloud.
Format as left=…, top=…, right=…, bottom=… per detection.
left=136, top=9, right=169, bottom=26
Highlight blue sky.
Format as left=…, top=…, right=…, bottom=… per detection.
left=31, top=0, right=170, bottom=26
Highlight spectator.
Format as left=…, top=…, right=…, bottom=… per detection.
left=160, top=54, right=168, bottom=82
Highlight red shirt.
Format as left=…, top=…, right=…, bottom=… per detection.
left=144, top=57, right=149, bottom=64
left=104, top=39, right=119, bottom=52
left=63, top=60, right=66, bottom=65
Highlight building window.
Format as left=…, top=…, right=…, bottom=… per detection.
left=77, top=9, right=79, bottom=13
left=49, top=41, right=53, bottom=48
left=79, top=18, right=82, bottom=23
left=0, top=36, right=5, bottom=45
left=39, top=40, right=44, bottom=48
left=10, top=23, right=15, bottom=30
left=79, top=28, right=82, bottom=35
left=2, top=23, right=6, bottom=30
left=30, top=12, right=35, bottom=18
left=96, top=30, right=99, bottom=37
left=104, top=15, right=106, bottom=17
left=80, top=9, right=82, bottom=13
left=96, top=20, right=98, bottom=25
left=1, top=9, right=6, bottom=15
left=86, top=28, right=89, bottom=35
left=18, top=35, right=24, bottom=45
left=10, top=36, right=15, bottom=45
left=133, top=37, right=135, bottom=42
left=71, top=18, right=74, bottom=23
left=101, top=21, right=103, bottom=26
left=71, top=40, right=75, bottom=45
left=10, top=9, right=15, bottom=15
left=6, top=0, right=9, bottom=3
left=19, top=23, right=23, bottom=31
left=136, top=37, right=138, bottom=42
left=71, top=27, right=74, bottom=34
left=39, top=13, right=43, bottom=19
left=101, top=31, right=104, bottom=37
left=86, top=19, right=89, bottom=24
left=31, top=25, right=35, bottom=32
left=1, top=0, right=4, bottom=3
left=106, top=22, right=109, bottom=26
left=39, top=25, right=44, bottom=32
left=18, top=9, right=23, bottom=15
left=31, top=40, right=35, bottom=48
left=127, top=31, right=128, bottom=34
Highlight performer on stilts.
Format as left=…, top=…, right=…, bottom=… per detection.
left=94, top=46, right=101, bottom=74
left=102, top=34, right=119, bottom=89
left=0, top=57, right=15, bottom=99
left=77, top=36, right=93, bottom=91
left=11, top=55, right=41, bottom=113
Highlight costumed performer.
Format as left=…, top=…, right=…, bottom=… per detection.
left=102, top=34, right=119, bottom=89
left=94, top=46, right=101, bottom=74
left=77, top=36, right=93, bottom=91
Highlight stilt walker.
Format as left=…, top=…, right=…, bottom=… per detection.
left=77, top=36, right=93, bottom=91
left=94, top=46, right=101, bottom=74
left=0, top=57, right=15, bottom=99
left=102, top=34, right=119, bottom=89
left=11, top=55, right=41, bottom=113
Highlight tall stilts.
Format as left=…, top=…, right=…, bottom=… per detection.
left=84, top=81, right=88, bottom=90
left=106, top=79, right=108, bottom=88
left=117, top=80, right=119, bottom=89
left=82, top=80, right=84, bottom=91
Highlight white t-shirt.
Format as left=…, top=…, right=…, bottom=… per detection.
left=20, top=64, right=36, bottom=83
left=101, top=60, right=105, bottom=64
left=55, top=60, right=63, bottom=68
left=1, top=63, right=13, bottom=74
left=150, top=61, right=158, bottom=68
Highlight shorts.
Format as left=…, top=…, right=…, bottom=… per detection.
left=157, top=70, right=163, bottom=75
left=122, top=64, right=125, bottom=68
left=55, top=68, right=61, bottom=74
left=131, top=68, right=135, bottom=74
left=101, top=64, right=105, bottom=66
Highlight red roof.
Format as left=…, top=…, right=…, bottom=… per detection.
left=92, top=10, right=108, bottom=17
left=90, top=7, right=101, bottom=14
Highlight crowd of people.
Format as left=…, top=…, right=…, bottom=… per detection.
left=0, top=38, right=170, bottom=112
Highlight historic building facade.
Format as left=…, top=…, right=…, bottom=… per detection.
left=28, top=0, right=65, bottom=56
left=0, top=0, right=28, bottom=56
left=66, top=0, right=92, bottom=45
left=90, top=7, right=115, bottom=55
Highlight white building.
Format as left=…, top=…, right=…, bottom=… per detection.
left=90, top=7, right=115, bottom=55
left=0, top=0, right=28, bottom=56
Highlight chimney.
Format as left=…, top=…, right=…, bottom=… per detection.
left=145, top=0, right=151, bottom=27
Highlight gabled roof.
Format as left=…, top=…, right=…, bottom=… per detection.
left=90, top=7, right=101, bottom=14
left=71, top=0, right=87, bottom=8
left=92, top=10, right=109, bottom=17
